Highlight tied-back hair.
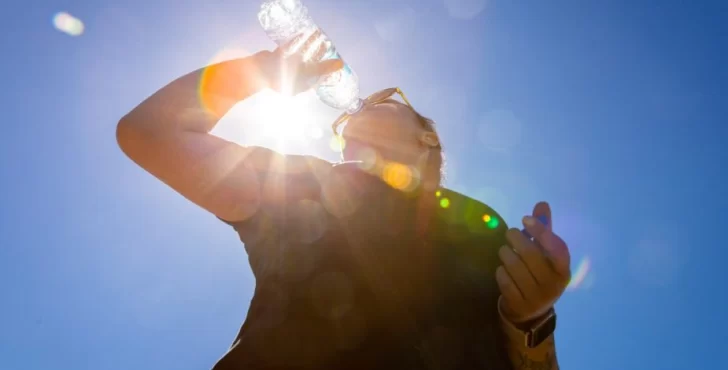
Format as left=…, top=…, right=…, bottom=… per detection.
left=410, top=109, right=446, bottom=190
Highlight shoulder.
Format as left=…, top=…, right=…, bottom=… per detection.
left=220, top=147, right=334, bottom=224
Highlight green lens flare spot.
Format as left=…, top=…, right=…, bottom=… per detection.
left=483, top=214, right=499, bottom=229
left=439, top=198, right=450, bottom=208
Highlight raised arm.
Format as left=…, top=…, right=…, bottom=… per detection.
left=116, top=50, right=342, bottom=221
left=496, top=204, right=571, bottom=370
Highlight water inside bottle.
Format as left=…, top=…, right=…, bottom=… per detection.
left=258, top=0, right=363, bottom=111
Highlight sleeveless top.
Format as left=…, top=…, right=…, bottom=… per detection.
left=213, top=159, right=513, bottom=370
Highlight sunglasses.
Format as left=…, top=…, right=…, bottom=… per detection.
left=330, top=87, right=413, bottom=136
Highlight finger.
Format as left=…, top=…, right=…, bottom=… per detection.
left=278, top=33, right=306, bottom=56
left=521, top=214, right=548, bottom=239
left=532, top=201, right=552, bottom=230
left=307, top=59, right=344, bottom=76
left=308, top=31, right=329, bottom=62
left=498, top=244, right=540, bottom=302
left=505, top=228, right=553, bottom=286
left=522, top=216, right=571, bottom=277
left=496, top=266, right=526, bottom=310
left=521, top=201, right=550, bottom=239
left=284, top=29, right=326, bottom=62
left=521, top=215, right=549, bottom=242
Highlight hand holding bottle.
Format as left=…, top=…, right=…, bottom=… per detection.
left=258, top=0, right=362, bottom=111
left=255, top=40, right=343, bottom=96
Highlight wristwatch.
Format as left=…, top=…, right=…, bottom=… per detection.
left=497, top=296, right=557, bottom=348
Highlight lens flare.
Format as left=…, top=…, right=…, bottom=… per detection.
left=473, top=187, right=511, bottom=223
left=382, top=162, right=413, bottom=190
left=482, top=214, right=499, bottom=229
left=440, top=198, right=450, bottom=208
left=198, top=47, right=252, bottom=118
left=330, top=136, right=346, bottom=152
left=53, top=12, right=84, bottom=36
left=357, top=147, right=380, bottom=171
left=198, top=64, right=232, bottom=118
left=567, top=257, right=592, bottom=291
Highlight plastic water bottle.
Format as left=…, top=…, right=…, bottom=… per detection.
left=258, top=0, right=364, bottom=113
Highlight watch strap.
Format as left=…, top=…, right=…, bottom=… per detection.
left=497, top=295, right=557, bottom=348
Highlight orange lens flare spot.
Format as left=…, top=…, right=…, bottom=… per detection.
left=198, top=49, right=252, bottom=119
left=198, top=64, right=232, bottom=118
left=382, top=163, right=413, bottom=190
left=482, top=214, right=491, bottom=222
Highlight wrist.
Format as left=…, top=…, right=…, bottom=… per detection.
left=249, top=50, right=275, bottom=91
left=203, top=53, right=270, bottom=102
left=498, top=296, right=552, bottom=327
left=498, top=296, right=557, bottom=349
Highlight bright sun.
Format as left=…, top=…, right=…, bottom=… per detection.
left=216, top=88, right=332, bottom=154
left=204, top=44, right=334, bottom=153
left=256, top=90, right=309, bottom=139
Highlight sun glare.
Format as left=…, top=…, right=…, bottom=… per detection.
left=216, top=88, right=334, bottom=154
left=203, top=23, right=391, bottom=155
left=257, top=90, right=321, bottom=140
left=203, top=45, right=319, bottom=152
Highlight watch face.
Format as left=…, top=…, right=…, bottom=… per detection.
left=528, top=313, right=557, bottom=348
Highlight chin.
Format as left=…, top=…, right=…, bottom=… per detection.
left=342, top=139, right=370, bottom=159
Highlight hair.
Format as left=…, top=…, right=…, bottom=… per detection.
left=341, top=99, right=446, bottom=190
left=411, top=110, right=446, bottom=190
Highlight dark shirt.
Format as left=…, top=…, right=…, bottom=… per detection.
left=214, top=151, right=512, bottom=370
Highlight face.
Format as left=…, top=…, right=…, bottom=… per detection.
left=341, top=99, right=429, bottom=166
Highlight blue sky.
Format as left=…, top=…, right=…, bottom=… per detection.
left=1, top=0, right=726, bottom=369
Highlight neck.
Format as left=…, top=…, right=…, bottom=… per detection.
left=343, top=142, right=442, bottom=192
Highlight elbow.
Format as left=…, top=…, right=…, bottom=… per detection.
left=116, top=115, right=136, bottom=157
left=116, top=113, right=152, bottom=162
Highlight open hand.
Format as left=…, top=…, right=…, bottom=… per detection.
left=495, top=202, right=572, bottom=324
left=255, top=34, right=344, bottom=95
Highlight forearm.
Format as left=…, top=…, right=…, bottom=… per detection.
left=498, top=296, right=560, bottom=370
left=120, top=53, right=268, bottom=134
left=505, top=333, right=559, bottom=370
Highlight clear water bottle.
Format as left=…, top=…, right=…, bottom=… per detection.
left=258, top=0, right=364, bottom=113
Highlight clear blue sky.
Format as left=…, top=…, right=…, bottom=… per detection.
left=1, top=0, right=726, bottom=369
